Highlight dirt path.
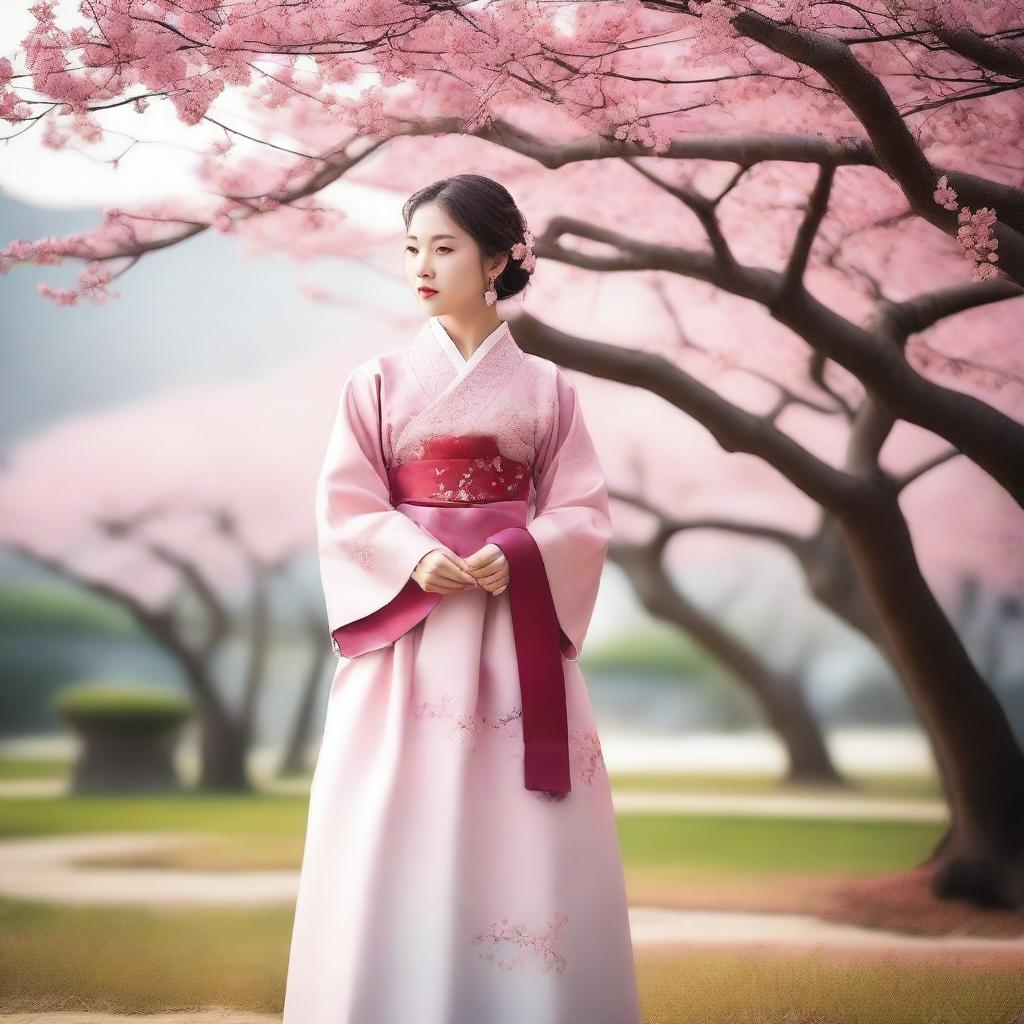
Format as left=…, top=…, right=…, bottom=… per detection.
left=1, top=832, right=1018, bottom=955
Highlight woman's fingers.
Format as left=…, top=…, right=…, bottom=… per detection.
left=422, top=551, right=475, bottom=586
left=430, top=569, right=508, bottom=595
left=412, top=549, right=475, bottom=594
left=428, top=581, right=472, bottom=594
left=438, top=552, right=479, bottom=585
left=474, top=567, right=508, bottom=588
left=417, top=548, right=513, bottom=595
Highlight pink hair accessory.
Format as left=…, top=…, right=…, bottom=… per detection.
left=485, top=223, right=537, bottom=306
left=511, top=226, right=537, bottom=273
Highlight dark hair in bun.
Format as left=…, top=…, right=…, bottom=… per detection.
left=402, top=174, right=534, bottom=300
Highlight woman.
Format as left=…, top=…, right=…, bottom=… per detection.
left=282, top=174, right=641, bottom=1024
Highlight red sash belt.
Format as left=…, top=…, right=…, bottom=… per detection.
left=331, top=436, right=571, bottom=795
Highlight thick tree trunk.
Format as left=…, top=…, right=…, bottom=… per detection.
left=611, top=546, right=845, bottom=785
left=195, top=697, right=251, bottom=792
left=839, top=481, right=1024, bottom=907
left=802, top=517, right=890, bottom=644
left=279, top=629, right=332, bottom=777
left=802, top=519, right=965, bottom=872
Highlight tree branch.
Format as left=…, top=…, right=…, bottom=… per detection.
left=607, top=486, right=811, bottom=557
left=508, top=311, right=859, bottom=510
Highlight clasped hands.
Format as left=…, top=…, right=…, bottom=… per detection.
left=412, top=545, right=509, bottom=597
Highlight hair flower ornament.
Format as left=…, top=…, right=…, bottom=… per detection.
left=511, top=226, right=537, bottom=273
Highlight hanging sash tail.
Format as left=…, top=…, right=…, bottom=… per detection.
left=488, top=526, right=572, bottom=795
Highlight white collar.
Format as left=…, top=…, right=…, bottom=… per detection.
left=429, top=316, right=510, bottom=375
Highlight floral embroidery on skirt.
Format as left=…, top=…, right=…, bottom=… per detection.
left=411, top=694, right=606, bottom=790
left=470, top=911, right=568, bottom=975
left=411, top=694, right=523, bottom=748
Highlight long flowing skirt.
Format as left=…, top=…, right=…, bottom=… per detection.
left=281, top=583, right=642, bottom=1024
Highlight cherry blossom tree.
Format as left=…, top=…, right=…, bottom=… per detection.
left=3, top=0, right=1023, bottom=904
left=2, top=0, right=1022, bottom=499
left=512, top=292, right=1024, bottom=907
left=0, top=354, right=347, bottom=790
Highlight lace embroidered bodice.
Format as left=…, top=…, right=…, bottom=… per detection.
left=381, top=316, right=558, bottom=474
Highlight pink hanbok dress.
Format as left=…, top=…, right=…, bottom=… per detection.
left=281, top=315, right=641, bottom=1024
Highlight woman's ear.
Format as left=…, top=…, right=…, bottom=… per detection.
left=490, top=252, right=509, bottom=279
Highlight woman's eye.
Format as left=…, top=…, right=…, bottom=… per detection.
left=436, top=246, right=451, bottom=253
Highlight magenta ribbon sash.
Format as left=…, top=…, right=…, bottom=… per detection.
left=485, top=526, right=571, bottom=794
left=331, top=436, right=572, bottom=795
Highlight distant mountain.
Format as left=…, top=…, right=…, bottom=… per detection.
left=0, top=189, right=389, bottom=451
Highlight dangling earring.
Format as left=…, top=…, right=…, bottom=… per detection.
left=484, top=275, right=497, bottom=307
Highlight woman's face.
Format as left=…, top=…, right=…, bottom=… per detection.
left=405, top=201, right=507, bottom=316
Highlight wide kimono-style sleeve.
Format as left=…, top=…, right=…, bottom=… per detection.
left=316, top=364, right=443, bottom=658
left=526, top=367, right=613, bottom=662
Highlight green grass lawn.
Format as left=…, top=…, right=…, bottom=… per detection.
left=0, top=756, right=72, bottom=780
left=0, top=791, right=310, bottom=840
left=620, top=812, right=939, bottom=875
left=0, top=752, right=944, bottom=799
left=608, top=770, right=943, bottom=799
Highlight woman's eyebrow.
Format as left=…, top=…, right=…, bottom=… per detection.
left=406, top=233, right=458, bottom=240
